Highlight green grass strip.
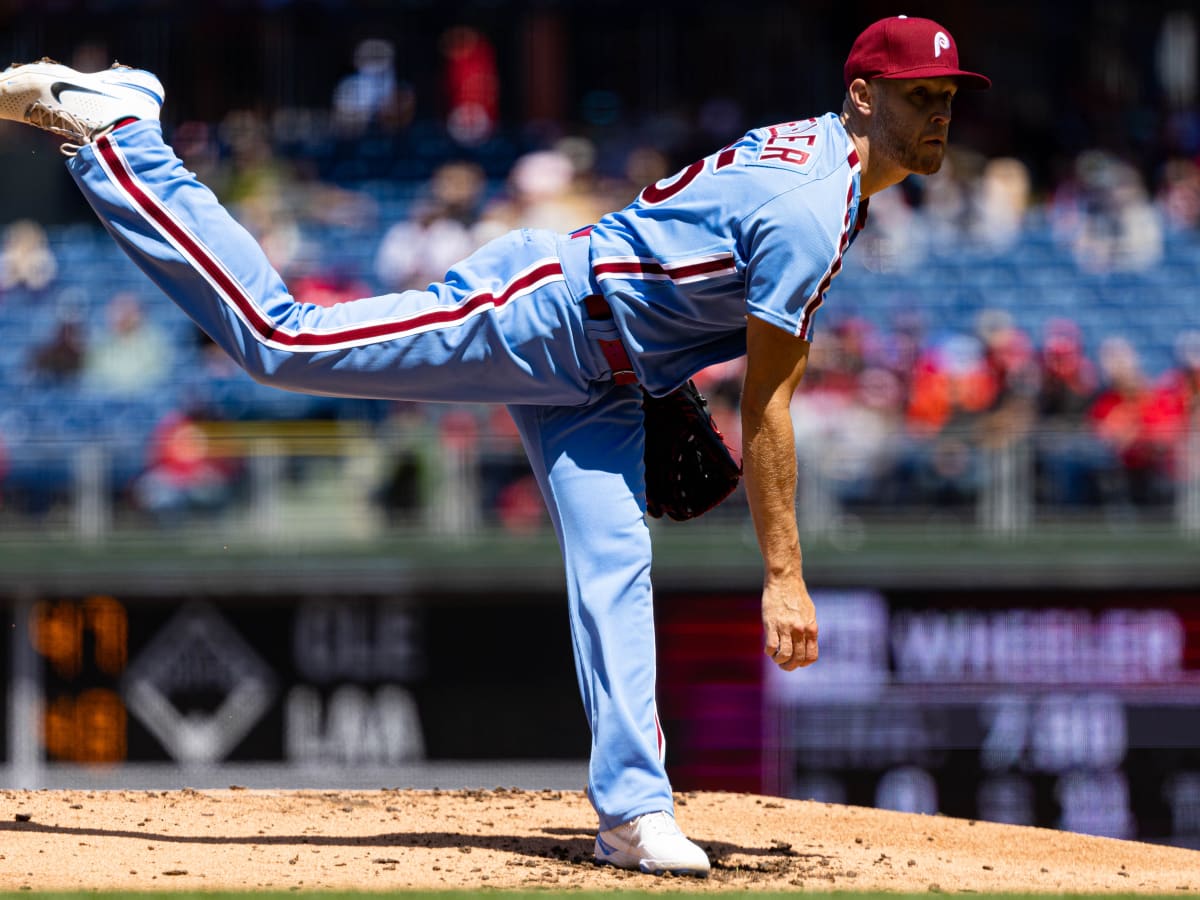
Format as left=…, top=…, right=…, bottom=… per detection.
left=0, top=892, right=1187, bottom=899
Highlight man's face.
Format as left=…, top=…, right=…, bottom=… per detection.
left=869, top=77, right=958, bottom=176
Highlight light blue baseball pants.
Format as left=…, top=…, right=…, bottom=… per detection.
left=67, top=120, right=673, bottom=830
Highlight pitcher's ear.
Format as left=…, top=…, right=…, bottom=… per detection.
left=846, top=78, right=874, bottom=117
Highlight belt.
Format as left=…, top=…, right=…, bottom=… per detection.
left=583, top=294, right=638, bottom=386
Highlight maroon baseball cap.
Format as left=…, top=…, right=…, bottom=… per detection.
left=844, top=16, right=991, bottom=90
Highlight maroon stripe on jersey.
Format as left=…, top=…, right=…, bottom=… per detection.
left=798, top=153, right=859, bottom=339
left=96, top=135, right=562, bottom=348
left=593, top=259, right=667, bottom=277
left=666, top=256, right=736, bottom=279
left=593, top=255, right=734, bottom=281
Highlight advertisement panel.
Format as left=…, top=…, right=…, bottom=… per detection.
left=25, top=594, right=587, bottom=768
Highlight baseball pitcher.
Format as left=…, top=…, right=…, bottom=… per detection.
left=0, top=15, right=987, bottom=876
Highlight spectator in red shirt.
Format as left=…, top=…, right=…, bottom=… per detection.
left=1088, top=337, right=1177, bottom=507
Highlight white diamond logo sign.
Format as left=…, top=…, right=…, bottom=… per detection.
left=123, top=602, right=276, bottom=764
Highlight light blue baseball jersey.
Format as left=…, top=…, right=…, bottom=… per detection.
left=589, top=111, right=867, bottom=394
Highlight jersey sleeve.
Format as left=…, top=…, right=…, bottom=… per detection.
left=741, top=177, right=853, bottom=341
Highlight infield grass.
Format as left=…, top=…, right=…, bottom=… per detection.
left=0, top=893, right=1186, bottom=899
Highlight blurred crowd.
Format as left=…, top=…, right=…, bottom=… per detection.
left=782, top=311, right=1199, bottom=516
left=3, top=17, right=1200, bottom=532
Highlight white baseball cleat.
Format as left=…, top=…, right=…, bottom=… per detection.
left=0, top=58, right=163, bottom=153
left=594, top=810, right=711, bottom=877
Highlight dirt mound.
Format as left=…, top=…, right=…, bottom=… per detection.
left=0, top=788, right=1197, bottom=892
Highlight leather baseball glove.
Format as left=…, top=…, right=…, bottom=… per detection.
left=642, top=380, right=742, bottom=521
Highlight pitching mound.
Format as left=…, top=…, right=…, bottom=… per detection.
left=1, top=787, right=1198, bottom=892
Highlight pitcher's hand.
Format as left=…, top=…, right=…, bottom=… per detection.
left=762, top=579, right=818, bottom=670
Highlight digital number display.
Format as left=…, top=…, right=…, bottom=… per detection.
left=657, top=588, right=1200, bottom=849
left=33, top=596, right=128, bottom=764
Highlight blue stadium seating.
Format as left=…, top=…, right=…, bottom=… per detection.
left=0, top=210, right=1194, bottom=519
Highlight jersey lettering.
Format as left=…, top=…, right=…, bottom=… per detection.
left=639, top=159, right=705, bottom=205
left=760, top=144, right=812, bottom=166
left=758, top=120, right=819, bottom=169
left=639, top=144, right=740, bottom=206
left=639, top=118, right=822, bottom=206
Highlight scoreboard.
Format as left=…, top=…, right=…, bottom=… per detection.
left=4, top=584, right=1200, bottom=849
left=658, top=587, right=1200, bottom=849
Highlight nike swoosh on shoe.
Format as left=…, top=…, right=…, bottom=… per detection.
left=594, top=833, right=618, bottom=857
left=50, top=81, right=116, bottom=102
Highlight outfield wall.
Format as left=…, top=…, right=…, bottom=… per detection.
left=1, top=530, right=1199, bottom=849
